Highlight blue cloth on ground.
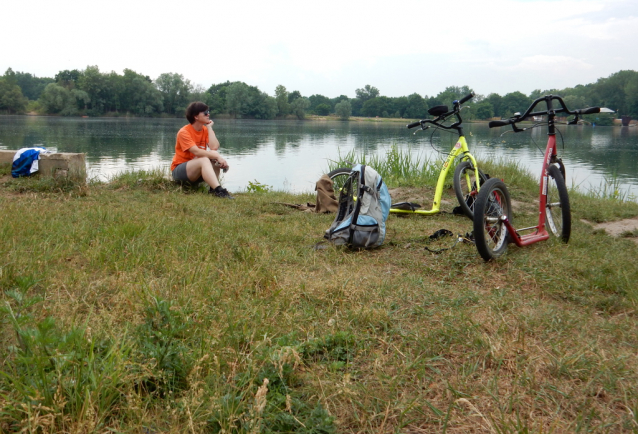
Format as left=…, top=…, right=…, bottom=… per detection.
left=12, top=147, right=47, bottom=178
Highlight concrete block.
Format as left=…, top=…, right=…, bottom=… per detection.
left=0, top=151, right=13, bottom=165
left=0, top=150, right=86, bottom=180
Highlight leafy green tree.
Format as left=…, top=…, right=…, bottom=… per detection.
left=154, top=72, right=192, bottom=115
left=355, top=85, right=379, bottom=103
left=558, top=85, right=590, bottom=108
left=330, top=95, right=349, bottom=110
left=353, top=85, right=380, bottom=116
left=308, top=94, right=331, bottom=114
left=500, top=91, right=531, bottom=118
left=623, top=74, right=638, bottom=118
left=474, top=101, right=494, bottom=119
left=433, top=85, right=473, bottom=109
left=3, top=68, right=18, bottom=86
left=592, top=70, right=631, bottom=113
left=26, top=100, right=42, bottom=113
left=588, top=112, right=615, bottom=126
left=275, top=85, right=290, bottom=116
left=0, top=77, right=27, bottom=114
left=486, top=93, right=503, bottom=118
left=290, top=97, right=310, bottom=119
left=350, top=98, right=363, bottom=116
left=244, top=86, right=277, bottom=119
left=425, top=94, right=444, bottom=110
left=288, top=90, right=302, bottom=104
left=207, top=81, right=232, bottom=115
left=72, top=89, right=91, bottom=112
left=188, top=84, right=210, bottom=105
left=205, top=81, right=277, bottom=119
left=541, top=70, right=638, bottom=118
left=15, top=71, right=54, bottom=101
left=75, top=65, right=112, bottom=114
left=226, top=82, right=250, bottom=118
left=563, top=95, right=587, bottom=112
left=362, top=97, right=389, bottom=117
left=252, top=92, right=278, bottom=119
left=591, top=70, right=638, bottom=116
left=389, top=96, right=408, bottom=118
left=404, top=93, right=428, bottom=118
left=528, top=89, right=543, bottom=101
left=38, top=83, right=75, bottom=114
left=73, top=67, right=125, bottom=114
left=314, top=103, right=331, bottom=116
left=119, top=69, right=163, bottom=115
left=55, top=69, right=81, bottom=88
left=207, top=93, right=225, bottom=114
left=334, top=99, right=351, bottom=120
left=103, top=71, right=125, bottom=112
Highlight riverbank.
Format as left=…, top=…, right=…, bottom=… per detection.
left=8, top=112, right=635, bottom=129
left=9, top=112, right=475, bottom=123
left=1, top=161, right=638, bottom=432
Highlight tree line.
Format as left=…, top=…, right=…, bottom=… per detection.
left=1, top=66, right=636, bottom=122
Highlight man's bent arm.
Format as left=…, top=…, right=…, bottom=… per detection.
left=206, top=123, right=221, bottom=150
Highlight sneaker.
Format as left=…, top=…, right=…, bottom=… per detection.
left=210, top=186, right=235, bottom=199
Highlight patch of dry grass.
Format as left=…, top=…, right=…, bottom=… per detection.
left=1, top=169, right=638, bottom=432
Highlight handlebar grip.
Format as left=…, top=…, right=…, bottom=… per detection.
left=459, top=93, right=474, bottom=104
left=488, top=120, right=512, bottom=128
left=407, top=121, right=421, bottom=129
left=578, top=107, right=600, bottom=115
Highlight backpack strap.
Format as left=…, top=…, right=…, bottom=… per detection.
left=423, top=229, right=475, bottom=253
left=347, top=165, right=365, bottom=245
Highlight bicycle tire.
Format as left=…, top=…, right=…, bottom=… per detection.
left=473, top=178, right=512, bottom=261
left=545, top=164, right=571, bottom=242
left=453, top=161, right=488, bottom=220
left=327, top=167, right=352, bottom=194
left=555, top=159, right=566, bottom=182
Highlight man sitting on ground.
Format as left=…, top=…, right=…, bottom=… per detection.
left=170, top=102, right=234, bottom=199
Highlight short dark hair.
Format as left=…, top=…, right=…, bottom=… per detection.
left=186, top=102, right=209, bottom=124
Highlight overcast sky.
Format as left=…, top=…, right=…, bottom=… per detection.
left=2, top=0, right=637, bottom=98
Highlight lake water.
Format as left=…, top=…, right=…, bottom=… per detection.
left=1, top=116, right=637, bottom=198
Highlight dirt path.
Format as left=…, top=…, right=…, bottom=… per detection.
left=583, top=217, right=638, bottom=244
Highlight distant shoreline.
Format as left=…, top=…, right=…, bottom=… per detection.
left=0, top=113, right=515, bottom=125
left=3, top=113, right=631, bottom=126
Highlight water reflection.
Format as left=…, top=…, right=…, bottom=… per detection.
left=0, top=116, right=636, bottom=196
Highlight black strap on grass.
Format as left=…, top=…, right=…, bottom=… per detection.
left=424, top=229, right=456, bottom=253
left=429, top=229, right=453, bottom=240
left=424, top=229, right=475, bottom=254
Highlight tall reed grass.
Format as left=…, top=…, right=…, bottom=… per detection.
left=585, top=172, right=636, bottom=202
left=327, top=145, right=441, bottom=187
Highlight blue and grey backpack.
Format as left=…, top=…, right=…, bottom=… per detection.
left=324, top=164, right=391, bottom=248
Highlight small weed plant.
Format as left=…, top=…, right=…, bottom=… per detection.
left=246, top=179, right=273, bottom=193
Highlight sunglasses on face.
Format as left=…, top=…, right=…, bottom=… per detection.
left=202, top=111, right=210, bottom=116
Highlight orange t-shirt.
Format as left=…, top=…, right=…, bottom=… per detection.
left=170, top=124, right=209, bottom=171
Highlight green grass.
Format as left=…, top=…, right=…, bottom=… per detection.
left=328, top=145, right=442, bottom=188
left=0, top=162, right=89, bottom=195
left=1, top=155, right=638, bottom=433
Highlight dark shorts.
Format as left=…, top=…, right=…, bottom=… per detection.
left=172, top=161, right=203, bottom=186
